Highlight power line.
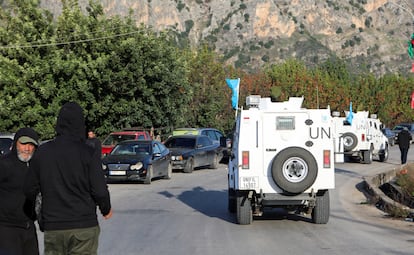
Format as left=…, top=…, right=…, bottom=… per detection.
left=0, top=30, right=141, bottom=49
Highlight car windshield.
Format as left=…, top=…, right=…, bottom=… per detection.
left=165, top=138, right=195, bottom=148
left=382, top=129, right=392, bottom=135
left=399, top=124, right=411, bottom=129
left=0, top=138, right=13, bottom=155
left=102, top=134, right=136, bottom=146
left=111, top=144, right=150, bottom=156
left=392, top=126, right=404, bottom=131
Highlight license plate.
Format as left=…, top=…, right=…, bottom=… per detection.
left=109, top=171, right=126, bottom=176
left=240, top=176, right=259, bottom=189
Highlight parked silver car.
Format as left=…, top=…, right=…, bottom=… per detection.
left=381, top=128, right=396, bottom=146
left=0, top=133, right=14, bottom=155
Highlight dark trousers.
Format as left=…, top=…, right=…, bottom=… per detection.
left=44, top=225, right=100, bottom=255
left=400, top=147, right=409, bottom=164
left=0, top=223, right=39, bottom=255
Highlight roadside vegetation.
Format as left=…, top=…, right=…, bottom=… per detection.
left=384, top=166, right=414, bottom=218
left=1, top=0, right=414, bottom=140
left=396, top=166, right=414, bottom=202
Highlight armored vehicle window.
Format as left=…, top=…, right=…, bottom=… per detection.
left=276, top=116, right=295, bottom=130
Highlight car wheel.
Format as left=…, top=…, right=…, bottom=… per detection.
left=311, top=190, right=330, bottom=224
left=183, top=158, right=194, bottom=173
left=210, top=154, right=219, bottom=169
left=271, top=147, right=318, bottom=194
left=236, top=195, right=252, bottom=225
left=362, top=147, right=373, bottom=164
left=164, top=163, right=172, bottom=179
left=342, top=132, right=357, bottom=151
left=144, top=166, right=153, bottom=184
left=379, top=145, right=388, bottom=162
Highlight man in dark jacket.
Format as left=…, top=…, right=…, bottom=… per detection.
left=86, top=130, right=102, bottom=158
left=397, top=127, right=412, bottom=164
left=0, top=127, right=39, bottom=255
left=24, top=102, right=112, bottom=255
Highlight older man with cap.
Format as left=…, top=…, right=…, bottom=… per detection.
left=0, top=127, right=40, bottom=255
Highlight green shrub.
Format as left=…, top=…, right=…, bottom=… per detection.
left=396, top=169, right=414, bottom=197
left=177, top=1, right=185, bottom=12
left=262, top=55, right=269, bottom=62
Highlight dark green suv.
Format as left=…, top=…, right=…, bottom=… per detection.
left=172, top=128, right=231, bottom=159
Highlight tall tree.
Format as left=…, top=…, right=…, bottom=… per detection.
left=0, top=0, right=55, bottom=135
left=0, top=0, right=191, bottom=139
left=186, top=45, right=231, bottom=132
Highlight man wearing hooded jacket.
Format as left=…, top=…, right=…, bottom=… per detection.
left=0, top=127, right=40, bottom=255
left=24, top=102, right=112, bottom=255
left=397, top=126, right=412, bottom=164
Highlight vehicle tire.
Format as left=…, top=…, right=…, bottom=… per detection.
left=362, top=147, right=373, bottom=164
left=228, top=188, right=236, bottom=213
left=236, top=195, right=252, bottom=225
left=342, top=132, right=358, bottom=152
left=183, top=158, right=194, bottom=173
left=144, top=166, right=153, bottom=184
left=379, top=145, right=388, bottom=162
left=164, top=163, right=172, bottom=179
left=271, top=147, right=318, bottom=194
left=210, top=154, right=219, bottom=169
left=311, top=190, right=330, bottom=224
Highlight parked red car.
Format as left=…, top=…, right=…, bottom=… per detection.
left=101, top=129, right=151, bottom=156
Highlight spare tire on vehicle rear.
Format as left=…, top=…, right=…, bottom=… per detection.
left=271, top=147, right=318, bottom=194
left=342, top=132, right=358, bottom=151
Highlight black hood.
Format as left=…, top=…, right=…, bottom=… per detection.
left=55, top=102, right=86, bottom=142
left=12, top=127, right=39, bottom=152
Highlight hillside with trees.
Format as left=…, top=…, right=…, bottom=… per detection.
left=35, top=0, right=414, bottom=77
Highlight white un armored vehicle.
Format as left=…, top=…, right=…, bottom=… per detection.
left=332, top=111, right=388, bottom=164
left=228, top=95, right=335, bottom=225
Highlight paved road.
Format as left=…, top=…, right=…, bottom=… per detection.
left=36, top=145, right=414, bottom=255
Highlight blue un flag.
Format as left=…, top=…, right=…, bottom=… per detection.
left=226, top=78, right=240, bottom=110
left=346, top=102, right=353, bottom=125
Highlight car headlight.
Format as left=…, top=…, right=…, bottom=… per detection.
left=130, top=162, right=143, bottom=170
left=172, top=155, right=183, bottom=161
left=102, top=164, right=107, bottom=170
